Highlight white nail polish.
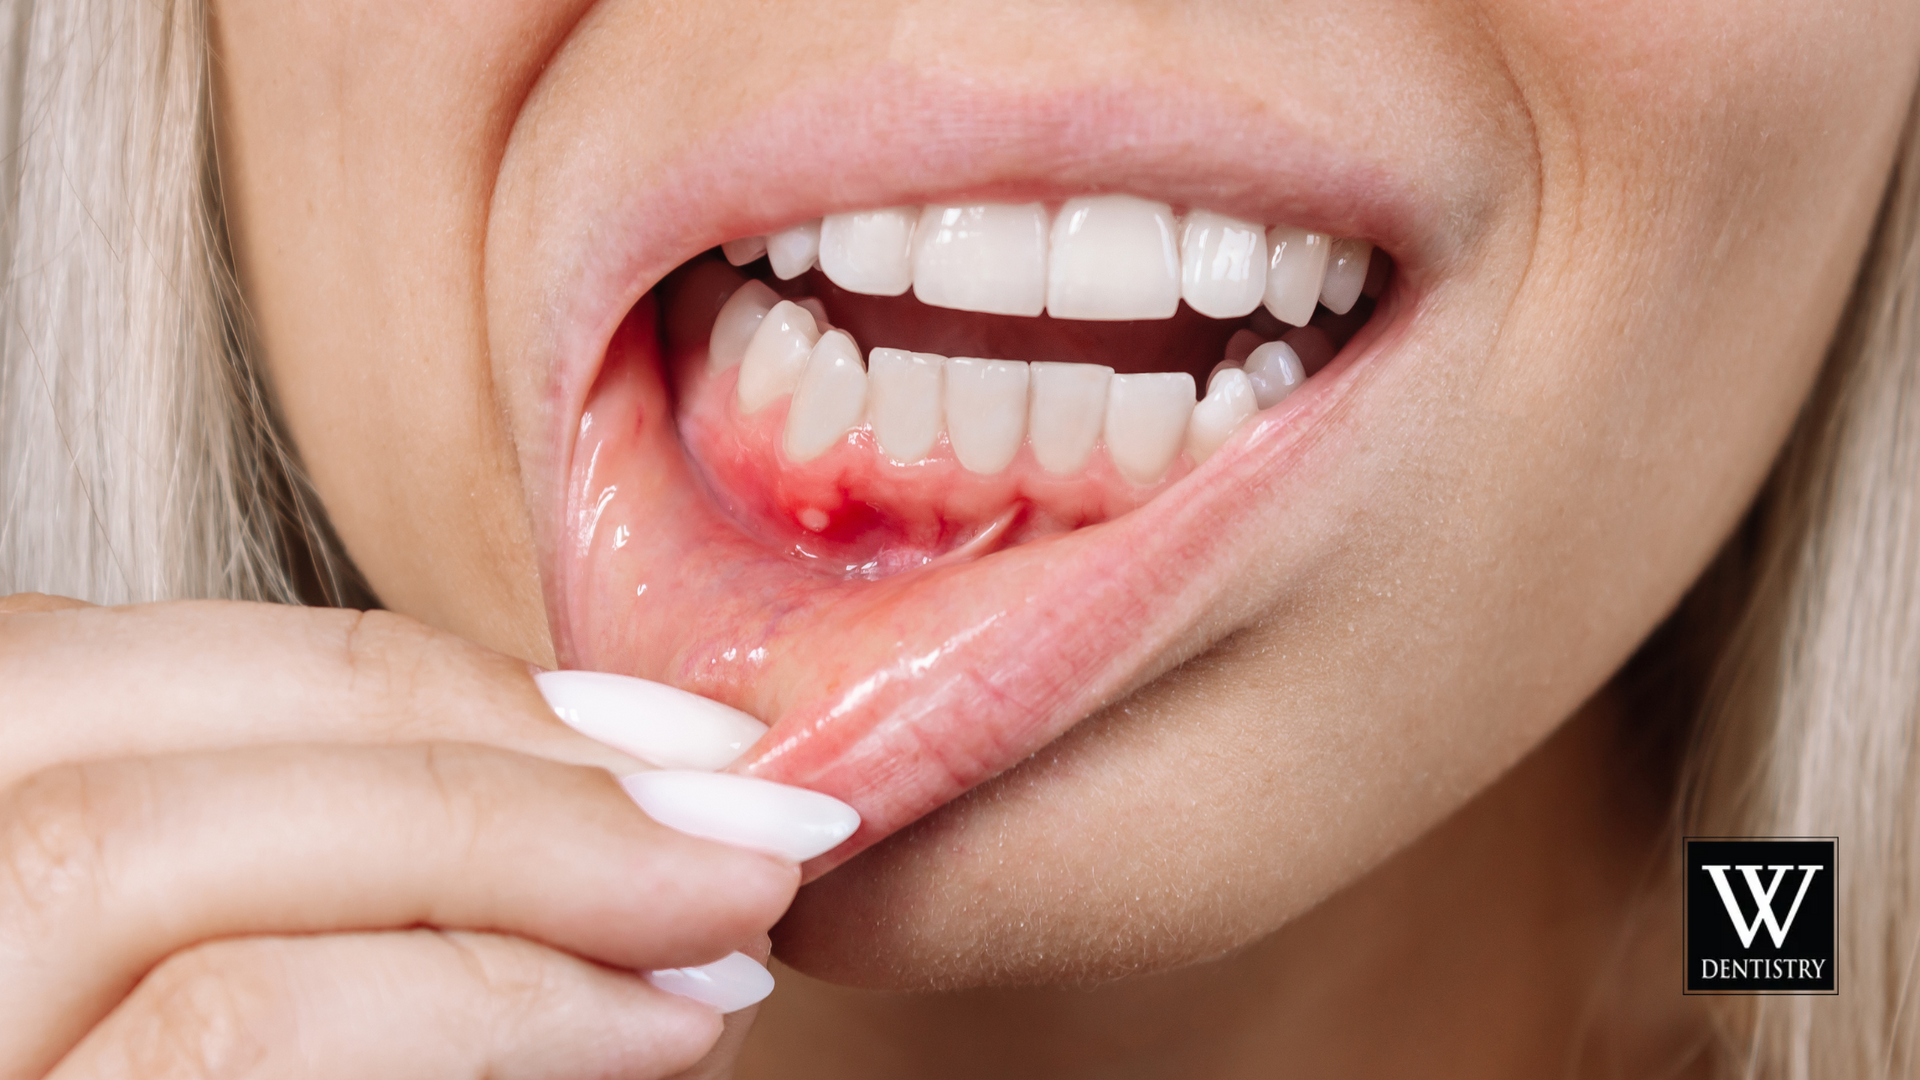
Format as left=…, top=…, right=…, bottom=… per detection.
left=535, top=671, right=769, bottom=771
left=646, top=952, right=775, bottom=1014
left=621, top=771, right=860, bottom=862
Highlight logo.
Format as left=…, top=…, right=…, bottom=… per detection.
left=1684, top=837, right=1836, bottom=994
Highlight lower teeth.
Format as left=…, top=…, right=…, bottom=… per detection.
left=691, top=248, right=1380, bottom=486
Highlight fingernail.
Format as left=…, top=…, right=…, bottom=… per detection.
left=535, top=670, right=768, bottom=771
left=646, top=952, right=775, bottom=1013
left=620, top=771, right=860, bottom=862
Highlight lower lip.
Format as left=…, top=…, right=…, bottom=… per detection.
left=552, top=277, right=1411, bottom=878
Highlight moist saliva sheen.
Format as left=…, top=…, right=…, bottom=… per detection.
left=665, top=194, right=1387, bottom=574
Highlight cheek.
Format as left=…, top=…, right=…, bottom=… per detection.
left=211, top=0, right=595, bottom=651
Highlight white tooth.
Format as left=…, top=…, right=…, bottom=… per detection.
left=867, top=348, right=945, bottom=463
left=1186, top=367, right=1258, bottom=464
left=910, top=203, right=1049, bottom=317
left=819, top=208, right=915, bottom=296
left=1027, top=362, right=1112, bottom=475
left=783, top=330, right=868, bottom=463
left=735, top=300, right=821, bottom=413
left=1223, top=327, right=1262, bottom=366
left=721, top=236, right=767, bottom=266
left=944, top=358, right=1029, bottom=474
left=1263, top=226, right=1330, bottom=327
left=794, top=296, right=830, bottom=330
left=1242, top=340, right=1305, bottom=409
left=1179, top=210, right=1267, bottom=319
left=1319, top=238, right=1373, bottom=315
left=1103, top=372, right=1195, bottom=485
left=766, top=219, right=822, bottom=280
left=708, top=280, right=780, bottom=373
left=1046, top=195, right=1181, bottom=321
left=1208, top=359, right=1238, bottom=386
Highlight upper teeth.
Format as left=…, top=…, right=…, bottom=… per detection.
left=709, top=281, right=1324, bottom=483
left=724, top=195, right=1370, bottom=326
left=704, top=198, right=1374, bottom=483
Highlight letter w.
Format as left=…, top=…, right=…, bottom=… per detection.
left=1702, top=864, right=1823, bottom=949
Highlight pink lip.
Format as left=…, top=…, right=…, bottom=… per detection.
left=524, top=66, right=1452, bottom=877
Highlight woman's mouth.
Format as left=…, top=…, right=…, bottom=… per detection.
left=664, top=198, right=1385, bottom=573
left=512, top=73, right=1466, bottom=880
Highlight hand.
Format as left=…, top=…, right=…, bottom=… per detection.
left=0, top=596, right=845, bottom=1079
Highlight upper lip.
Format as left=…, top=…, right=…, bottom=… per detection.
left=505, top=62, right=1471, bottom=873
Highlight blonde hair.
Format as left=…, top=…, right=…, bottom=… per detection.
left=0, top=1, right=1914, bottom=1074
left=0, top=0, right=297, bottom=604
left=1683, top=93, right=1920, bottom=1077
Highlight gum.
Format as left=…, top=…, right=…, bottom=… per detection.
left=674, top=346, right=1193, bottom=576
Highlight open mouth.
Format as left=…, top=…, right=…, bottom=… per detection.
left=664, top=199, right=1387, bottom=571
left=523, top=76, right=1446, bottom=880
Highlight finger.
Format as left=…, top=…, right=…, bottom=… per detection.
left=48, top=930, right=725, bottom=1080
left=0, top=601, right=761, bottom=786
left=0, top=743, right=798, bottom=1076
left=664, top=935, right=774, bottom=1080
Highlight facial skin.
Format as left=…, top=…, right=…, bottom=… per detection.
left=210, top=0, right=1919, bottom=1064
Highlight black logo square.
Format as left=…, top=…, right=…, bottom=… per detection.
left=1684, top=837, right=1836, bottom=995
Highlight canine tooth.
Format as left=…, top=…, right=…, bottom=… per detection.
left=1047, top=195, right=1181, bottom=321
left=911, top=203, right=1049, bottom=317
left=708, top=280, right=780, bottom=373
left=1103, top=372, right=1194, bottom=484
left=1263, top=226, right=1330, bottom=327
left=722, top=236, right=767, bottom=266
left=1179, top=211, right=1267, bottom=319
left=767, top=220, right=822, bottom=280
left=783, top=330, right=868, bottom=463
left=1028, top=361, right=1112, bottom=475
left=1319, top=239, right=1373, bottom=315
left=1223, top=328, right=1262, bottom=366
left=945, top=358, right=1029, bottom=474
left=735, top=300, right=821, bottom=413
left=1242, top=340, right=1305, bottom=409
left=819, top=208, right=916, bottom=296
left=1187, top=367, right=1258, bottom=464
left=867, top=348, right=945, bottom=463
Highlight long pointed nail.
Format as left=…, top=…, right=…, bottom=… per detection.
left=646, top=952, right=775, bottom=1013
left=620, top=771, right=860, bottom=862
left=534, top=671, right=769, bottom=771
